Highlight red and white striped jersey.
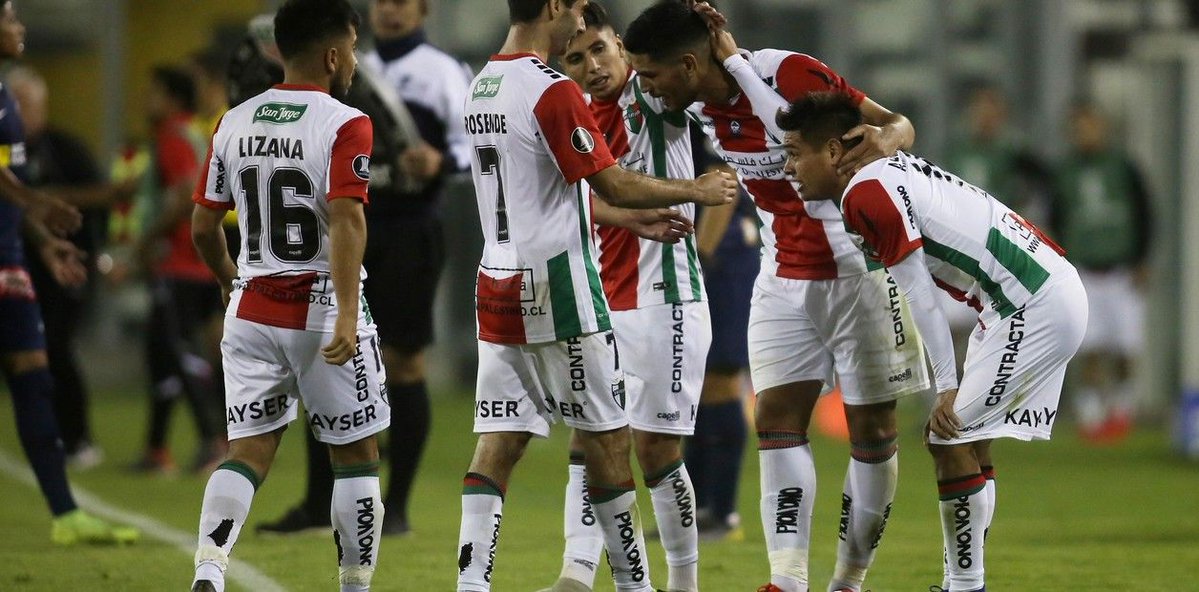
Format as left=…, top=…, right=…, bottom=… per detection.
left=689, top=49, right=868, bottom=280
left=193, top=84, right=374, bottom=332
left=842, top=152, right=1074, bottom=318
left=466, top=53, right=616, bottom=344
left=591, top=71, right=705, bottom=311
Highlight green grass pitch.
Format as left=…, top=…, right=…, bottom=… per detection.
left=1, top=390, right=1197, bottom=590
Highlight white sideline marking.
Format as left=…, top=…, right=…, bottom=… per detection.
left=0, top=449, right=287, bottom=592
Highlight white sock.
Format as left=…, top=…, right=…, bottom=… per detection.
left=194, top=462, right=259, bottom=592
left=1075, top=387, right=1105, bottom=428
left=939, top=474, right=989, bottom=592
left=981, top=466, right=997, bottom=541
left=332, top=469, right=383, bottom=591
left=758, top=432, right=815, bottom=592
left=646, top=460, right=699, bottom=592
left=457, top=473, right=506, bottom=592
left=560, top=459, right=603, bottom=588
left=590, top=483, right=653, bottom=592
left=830, top=442, right=898, bottom=592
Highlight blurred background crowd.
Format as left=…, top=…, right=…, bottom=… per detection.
left=9, top=0, right=1199, bottom=484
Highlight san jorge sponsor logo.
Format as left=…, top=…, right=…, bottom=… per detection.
left=252, top=102, right=307, bottom=124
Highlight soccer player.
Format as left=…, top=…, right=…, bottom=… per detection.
left=188, top=1, right=388, bottom=591
left=456, top=1, right=736, bottom=590
left=260, top=0, right=473, bottom=538
left=544, top=3, right=711, bottom=590
left=623, top=4, right=930, bottom=591
left=775, top=91, right=1086, bottom=592
left=0, top=0, right=139, bottom=545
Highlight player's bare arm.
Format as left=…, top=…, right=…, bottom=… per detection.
left=23, top=218, right=87, bottom=288
left=591, top=197, right=694, bottom=244
left=321, top=196, right=367, bottom=366
left=190, top=204, right=237, bottom=305
left=0, top=166, right=81, bottom=236
left=588, top=163, right=735, bottom=209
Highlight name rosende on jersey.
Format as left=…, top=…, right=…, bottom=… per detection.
left=465, top=113, right=508, bottom=135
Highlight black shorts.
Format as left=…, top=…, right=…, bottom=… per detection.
left=362, top=216, right=445, bottom=353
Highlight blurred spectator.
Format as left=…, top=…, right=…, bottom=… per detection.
left=258, top=0, right=472, bottom=537
left=188, top=48, right=241, bottom=262
left=1051, top=101, right=1153, bottom=443
left=946, top=84, right=1055, bottom=226
left=10, top=66, right=110, bottom=468
left=684, top=129, right=757, bottom=542
left=129, top=65, right=226, bottom=474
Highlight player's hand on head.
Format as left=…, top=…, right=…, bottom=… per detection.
left=693, top=2, right=727, bottom=30
left=836, top=124, right=898, bottom=177
left=27, top=193, right=82, bottom=237
left=321, top=316, right=358, bottom=366
left=928, top=388, right=962, bottom=440
left=694, top=170, right=738, bottom=206
left=628, top=208, right=694, bottom=244
left=40, top=237, right=88, bottom=288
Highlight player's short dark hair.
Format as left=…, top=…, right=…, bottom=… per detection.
left=151, top=65, right=197, bottom=113
left=582, top=1, right=611, bottom=30
left=624, top=0, right=710, bottom=61
left=776, top=92, right=863, bottom=149
left=508, top=0, right=582, bottom=24
left=273, top=0, right=360, bottom=61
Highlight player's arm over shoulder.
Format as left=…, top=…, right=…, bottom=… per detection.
left=842, top=175, right=922, bottom=267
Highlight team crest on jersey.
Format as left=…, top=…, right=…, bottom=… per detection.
left=353, top=154, right=371, bottom=181
left=730, top=120, right=743, bottom=137
left=623, top=103, right=644, bottom=134
left=253, top=102, right=307, bottom=124
left=472, top=76, right=503, bottom=100
left=571, top=127, right=596, bottom=154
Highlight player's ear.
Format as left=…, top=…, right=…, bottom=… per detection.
left=826, top=137, right=843, bottom=163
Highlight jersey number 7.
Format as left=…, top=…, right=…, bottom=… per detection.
left=475, top=145, right=509, bottom=243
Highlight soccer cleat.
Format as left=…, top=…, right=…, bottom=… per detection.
left=256, top=505, right=330, bottom=535
left=51, top=509, right=140, bottom=545
left=535, top=577, right=593, bottom=592
left=66, top=442, right=105, bottom=470
left=756, top=585, right=785, bottom=592
left=191, top=580, right=217, bottom=592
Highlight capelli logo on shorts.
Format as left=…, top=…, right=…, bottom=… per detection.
left=656, top=411, right=680, bottom=422
left=888, top=368, right=913, bottom=383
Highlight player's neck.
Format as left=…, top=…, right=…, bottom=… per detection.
left=282, top=70, right=331, bottom=93
left=698, top=67, right=737, bottom=105
left=499, top=24, right=553, bottom=62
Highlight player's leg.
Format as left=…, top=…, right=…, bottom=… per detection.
left=193, top=318, right=300, bottom=592
left=624, top=302, right=710, bottom=592
left=257, top=428, right=334, bottom=534
left=193, top=429, right=283, bottom=592
left=547, top=429, right=605, bottom=591
left=459, top=340, right=548, bottom=591
left=549, top=332, right=653, bottom=592
left=172, top=280, right=228, bottom=473
left=328, top=435, right=384, bottom=592
left=748, top=274, right=830, bottom=592
left=1072, top=268, right=1113, bottom=440
left=975, top=441, right=995, bottom=539
left=688, top=370, right=746, bottom=538
left=458, top=431, right=533, bottom=592
left=138, top=278, right=182, bottom=472
left=1, top=285, right=138, bottom=545
left=296, top=325, right=392, bottom=592
left=928, top=442, right=988, bottom=592
left=366, top=216, right=444, bottom=535
left=824, top=269, right=928, bottom=592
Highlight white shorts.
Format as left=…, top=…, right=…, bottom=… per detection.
left=474, top=331, right=628, bottom=437
left=221, top=317, right=391, bottom=445
left=613, top=301, right=712, bottom=435
left=1077, top=268, right=1144, bottom=354
left=748, top=269, right=930, bottom=404
left=929, top=269, right=1088, bottom=444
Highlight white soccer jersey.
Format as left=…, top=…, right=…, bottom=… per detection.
left=466, top=53, right=617, bottom=345
left=193, top=84, right=373, bottom=332
left=690, top=49, right=869, bottom=280
left=842, top=152, right=1075, bottom=319
left=591, top=71, right=705, bottom=310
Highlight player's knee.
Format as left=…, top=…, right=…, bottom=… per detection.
left=754, top=383, right=819, bottom=430
left=633, top=431, right=683, bottom=475
left=330, top=435, right=380, bottom=466
left=844, top=401, right=898, bottom=442
left=473, top=431, right=531, bottom=473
